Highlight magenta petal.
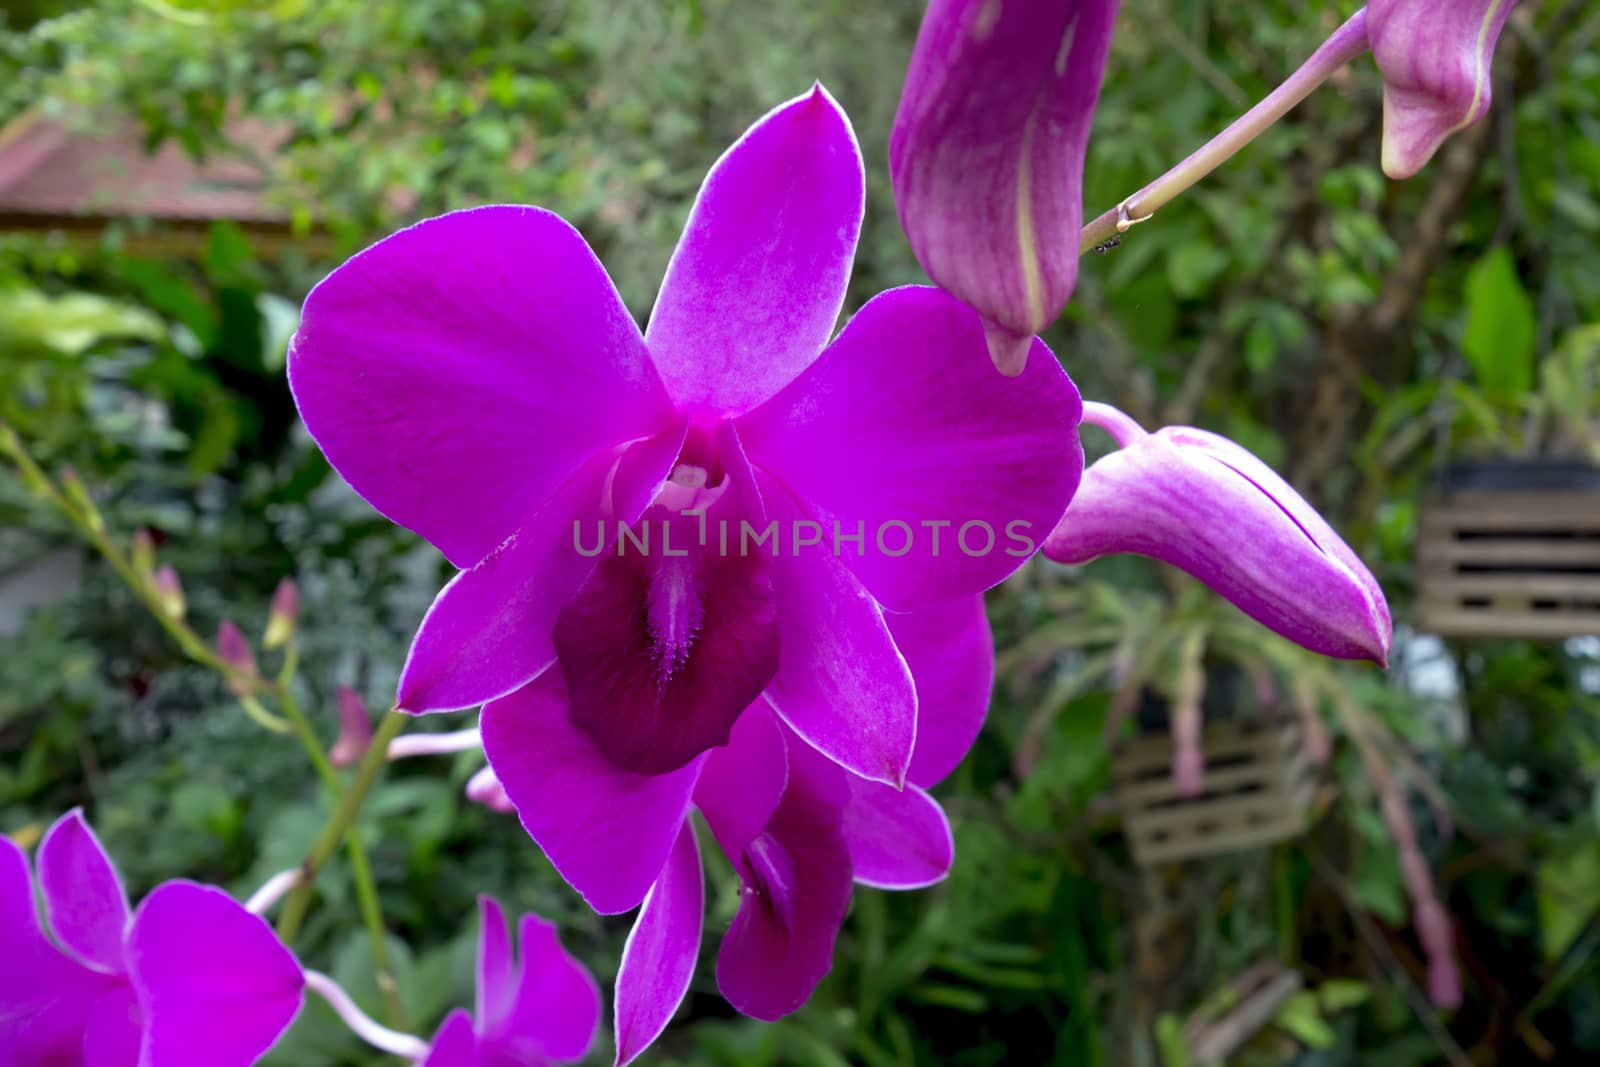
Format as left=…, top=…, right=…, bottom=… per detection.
left=693, top=702, right=788, bottom=861
left=38, top=809, right=131, bottom=974
left=1044, top=425, right=1392, bottom=663
left=613, top=825, right=703, bottom=1067
left=889, top=596, right=994, bottom=789
left=841, top=782, right=953, bottom=890
left=646, top=85, right=864, bottom=416
left=474, top=896, right=514, bottom=1037
left=1370, top=0, right=1513, bottom=178
left=482, top=914, right=601, bottom=1063
left=126, top=881, right=304, bottom=1067
left=738, top=287, right=1082, bottom=609
left=890, top=0, right=1119, bottom=361
left=0, top=836, right=110, bottom=1065
left=480, top=673, right=704, bottom=914
left=421, top=1009, right=480, bottom=1067
left=757, top=475, right=916, bottom=788
left=81, top=985, right=141, bottom=1067
left=555, top=504, right=781, bottom=776
left=290, top=205, right=676, bottom=569
left=398, top=425, right=684, bottom=713
left=716, top=740, right=853, bottom=1021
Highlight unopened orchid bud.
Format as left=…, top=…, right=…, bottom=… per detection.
left=216, top=620, right=259, bottom=696
left=1044, top=403, right=1392, bottom=664
left=263, top=578, right=300, bottom=650
left=890, top=0, right=1120, bottom=374
left=130, top=529, right=156, bottom=578
left=153, top=565, right=186, bottom=619
left=466, top=765, right=515, bottom=814
left=1369, top=0, right=1516, bottom=179
left=329, top=686, right=374, bottom=768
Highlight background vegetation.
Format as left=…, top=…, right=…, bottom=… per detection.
left=3, top=0, right=1599, bottom=1063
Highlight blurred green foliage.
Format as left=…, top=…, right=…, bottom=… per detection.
left=4, top=0, right=1600, bottom=1064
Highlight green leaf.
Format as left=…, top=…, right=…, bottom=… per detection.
left=1536, top=840, right=1600, bottom=962
left=1275, top=991, right=1336, bottom=1049
left=1167, top=241, right=1230, bottom=300
left=1462, top=246, right=1536, bottom=397
left=1317, top=978, right=1373, bottom=1013
left=1154, top=1014, right=1190, bottom=1067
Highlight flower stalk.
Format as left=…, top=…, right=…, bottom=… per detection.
left=1078, top=9, right=1371, bottom=252
left=305, top=971, right=430, bottom=1061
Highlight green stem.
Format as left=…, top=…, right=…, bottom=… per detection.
left=277, top=708, right=410, bottom=944
left=278, top=688, right=406, bottom=1027
left=1078, top=8, right=1371, bottom=252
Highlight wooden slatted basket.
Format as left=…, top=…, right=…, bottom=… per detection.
left=1114, top=715, right=1314, bottom=866
left=1417, top=487, right=1600, bottom=639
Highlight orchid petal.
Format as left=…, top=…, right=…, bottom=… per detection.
left=81, top=985, right=141, bottom=1067
left=757, top=474, right=916, bottom=788
left=474, top=896, right=514, bottom=1037
left=1370, top=0, right=1514, bottom=179
left=889, top=595, right=994, bottom=788
left=715, top=739, right=853, bottom=1021
left=38, top=808, right=131, bottom=974
left=398, top=424, right=684, bottom=713
left=421, top=1009, right=479, bottom=1067
left=480, top=673, right=703, bottom=914
left=739, top=287, right=1081, bottom=610
left=126, top=881, right=304, bottom=1067
left=482, top=914, right=600, bottom=1063
left=890, top=0, right=1119, bottom=371
left=613, top=825, right=703, bottom=1067
left=289, top=205, right=676, bottom=570
left=0, top=836, right=109, bottom=1065
left=554, top=499, right=780, bottom=776
left=693, top=701, right=789, bottom=861
left=1044, top=421, right=1392, bottom=663
left=646, top=85, right=864, bottom=416
left=841, top=782, right=954, bottom=890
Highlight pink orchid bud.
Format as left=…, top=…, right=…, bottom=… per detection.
left=890, top=0, right=1120, bottom=374
left=263, top=578, right=300, bottom=650
left=216, top=620, right=259, bottom=695
left=329, top=686, right=374, bottom=768
left=1369, top=0, right=1517, bottom=178
left=465, top=765, right=515, bottom=814
left=152, top=565, right=185, bottom=619
left=1044, top=404, right=1392, bottom=664
left=1427, top=954, right=1464, bottom=1010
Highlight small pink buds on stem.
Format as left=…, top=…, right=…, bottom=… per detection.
left=330, top=686, right=375, bottom=768
left=153, top=565, right=186, bottom=620
left=216, top=620, right=260, bottom=697
left=263, top=577, right=300, bottom=650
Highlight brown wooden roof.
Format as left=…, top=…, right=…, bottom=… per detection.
left=0, top=109, right=290, bottom=227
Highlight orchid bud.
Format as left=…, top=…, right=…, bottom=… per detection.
left=153, top=565, right=186, bottom=619
left=263, top=577, right=300, bottom=650
left=216, top=620, right=259, bottom=695
left=890, top=0, right=1119, bottom=375
left=130, top=529, right=156, bottom=579
left=465, top=765, right=515, bottom=814
left=1043, top=404, right=1392, bottom=664
left=329, top=686, right=374, bottom=768
left=1369, top=0, right=1516, bottom=179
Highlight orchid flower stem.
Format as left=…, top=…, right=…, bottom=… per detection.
left=0, top=423, right=292, bottom=730
left=1078, top=8, right=1371, bottom=252
left=276, top=685, right=406, bottom=1028
left=245, top=868, right=303, bottom=916
left=304, top=971, right=430, bottom=1061
left=386, top=728, right=481, bottom=759
left=277, top=708, right=410, bottom=944
left=1079, top=401, right=1148, bottom=447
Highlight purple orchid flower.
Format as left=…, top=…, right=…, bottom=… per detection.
left=420, top=897, right=599, bottom=1067
left=890, top=0, right=1120, bottom=374
left=589, top=595, right=992, bottom=1065
left=290, top=91, right=1077, bottom=811
left=1369, top=0, right=1517, bottom=179
left=1, top=810, right=303, bottom=1066
left=1043, top=402, right=1391, bottom=664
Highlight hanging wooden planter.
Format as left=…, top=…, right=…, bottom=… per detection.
left=1113, top=714, right=1314, bottom=866
left=1416, top=459, right=1600, bottom=639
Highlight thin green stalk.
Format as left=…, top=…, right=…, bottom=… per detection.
left=1078, top=9, right=1371, bottom=252
left=277, top=708, right=410, bottom=944
left=278, top=687, right=405, bottom=1027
